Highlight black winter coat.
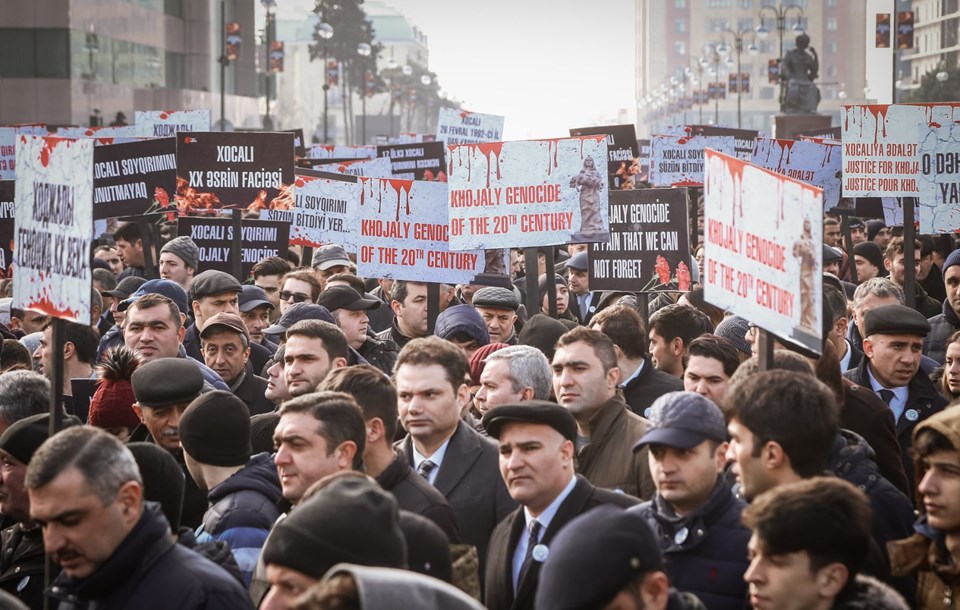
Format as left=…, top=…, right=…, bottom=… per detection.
left=0, top=522, right=45, bottom=609
left=629, top=478, right=750, bottom=610
left=46, top=503, right=253, bottom=610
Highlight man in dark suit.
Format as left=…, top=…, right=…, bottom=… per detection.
left=481, top=401, right=638, bottom=610
left=565, top=252, right=627, bottom=326
left=844, top=304, right=949, bottom=494
left=395, top=337, right=516, bottom=575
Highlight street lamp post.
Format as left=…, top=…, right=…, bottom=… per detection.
left=689, top=58, right=705, bottom=123
left=317, top=21, right=334, bottom=143
left=401, top=64, right=413, bottom=132
left=357, top=42, right=372, bottom=145
left=261, top=0, right=277, bottom=130
left=420, top=74, right=432, bottom=133
left=701, top=45, right=722, bottom=125
left=756, top=3, right=805, bottom=113
left=718, top=28, right=758, bottom=128
left=386, top=53, right=397, bottom=138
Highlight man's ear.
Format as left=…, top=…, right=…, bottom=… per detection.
left=132, top=404, right=145, bottom=423
left=63, top=340, right=76, bottom=361
left=670, top=337, right=684, bottom=356
left=366, top=417, right=385, bottom=445
left=816, top=562, right=850, bottom=600
left=884, top=258, right=893, bottom=273
left=862, top=336, right=874, bottom=359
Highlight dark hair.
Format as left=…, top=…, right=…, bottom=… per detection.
left=687, top=335, right=741, bottom=378
left=285, top=249, right=301, bottom=267
left=281, top=269, right=321, bottom=302
left=591, top=305, right=647, bottom=360
left=823, top=285, right=847, bottom=326
left=726, top=370, right=838, bottom=477
left=913, top=427, right=956, bottom=463
left=320, top=365, right=398, bottom=440
left=92, top=268, right=118, bottom=291
left=43, top=319, right=100, bottom=365
left=1, top=339, right=33, bottom=373
left=743, top=477, right=871, bottom=595
left=279, top=391, right=366, bottom=469
left=26, top=426, right=142, bottom=504
left=252, top=256, right=292, bottom=280
left=728, top=350, right=815, bottom=389
left=884, top=236, right=922, bottom=262
left=113, top=222, right=142, bottom=244
left=395, top=336, right=470, bottom=393
left=823, top=218, right=839, bottom=227
left=285, top=320, right=349, bottom=363
left=555, top=326, right=618, bottom=372
left=126, top=293, right=182, bottom=329
left=325, top=273, right=366, bottom=295
left=251, top=412, right=281, bottom=455
left=390, top=280, right=426, bottom=305
left=649, top=303, right=714, bottom=345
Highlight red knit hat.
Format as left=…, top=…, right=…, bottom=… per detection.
left=88, top=347, right=141, bottom=430
left=469, top=343, right=510, bottom=386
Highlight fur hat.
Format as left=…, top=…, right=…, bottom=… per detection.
left=88, top=347, right=141, bottom=430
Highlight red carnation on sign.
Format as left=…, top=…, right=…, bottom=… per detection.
left=154, top=187, right=170, bottom=208
left=677, top=261, right=691, bottom=292
left=655, top=256, right=671, bottom=285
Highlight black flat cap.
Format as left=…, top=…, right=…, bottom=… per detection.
left=863, top=304, right=931, bottom=338
left=131, top=358, right=204, bottom=407
left=472, top=287, right=520, bottom=312
left=103, top=276, right=147, bottom=300
left=190, top=270, right=242, bottom=301
left=316, top=285, right=381, bottom=312
left=481, top=400, right=577, bottom=442
left=535, top=505, right=663, bottom=610
left=0, top=413, right=79, bottom=465
left=239, top=285, right=273, bottom=312
left=822, top=244, right=842, bottom=264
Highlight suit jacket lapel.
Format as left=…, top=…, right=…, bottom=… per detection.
left=513, top=477, right=592, bottom=606
left=433, top=421, right=483, bottom=496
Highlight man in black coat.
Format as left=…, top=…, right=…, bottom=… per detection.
left=320, top=364, right=461, bottom=541
left=590, top=306, right=682, bottom=416
left=844, top=304, right=949, bottom=494
left=394, top=337, right=516, bottom=578
left=198, top=312, right=274, bottom=416
left=481, top=402, right=638, bottom=610
left=26, top=427, right=252, bottom=609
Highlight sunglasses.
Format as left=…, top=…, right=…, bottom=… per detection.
left=280, top=291, right=311, bottom=303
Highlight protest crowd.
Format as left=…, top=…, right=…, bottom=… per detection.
left=2, top=104, right=960, bottom=610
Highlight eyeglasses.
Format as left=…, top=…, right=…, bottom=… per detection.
left=280, top=291, right=311, bottom=303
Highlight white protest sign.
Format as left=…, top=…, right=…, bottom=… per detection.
left=0, top=125, right=46, bottom=180
left=288, top=172, right=361, bottom=251
left=307, top=144, right=376, bottom=160
left=751, top=138, right=841, bottom=211
left=436, top=108, right=505, bottom=145
left=56, top=125, right=139, bottom=139
left=356, top=178, right=484, bottom=284
left=703, top=149, right=823, bottom=355
left=918, top=120, right=960, bottom=232
left=649, top=134, right=736, bottom=187
left=135, top=110, right=212, bottom=137
left=841, top=103, right=960, bottom=197
left=446, top=137, right=610, bottom=250
left=313, top=156, right=393, bottom=179
left=14, top=136, right=93, bottom=322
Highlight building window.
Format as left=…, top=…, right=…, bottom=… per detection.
left=707, top=18, right=727, bottom=33
left=707, top=0, right=732, bottom=7
left=827, top=39, right=838, bottom=53
left=675, top=41, right=687, bottom=55
left=740, top=0, right=753, bottom=8
left=0, top=28, right=70, bottom=78
left=675, top=0, right=685, bottom=7
left=827, top=0, right=837, bottom=6
left=827, top=17, right=838, bottom=31
left=675, top=18, right=687, bottom=33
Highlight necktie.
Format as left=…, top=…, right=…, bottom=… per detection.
left=517, top=519, right=542, bottom=588
left=417, top=459, right=436, bottom=481
left=878, top=389, right=895, bottom=407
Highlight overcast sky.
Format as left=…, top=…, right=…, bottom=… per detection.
left=389, top=0, right=636, bottom=140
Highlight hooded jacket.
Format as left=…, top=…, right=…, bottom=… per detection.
left=827, top=430, right=917, bottom=601
left=889, top=408, right=960, bottom=609
left=629, top=478, right=751, bottom=610
left=924, top=297, right=960, bottom=365
left=195, top=453, right=283, bottom=586
left=47, top=502, right=252, bottom=610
